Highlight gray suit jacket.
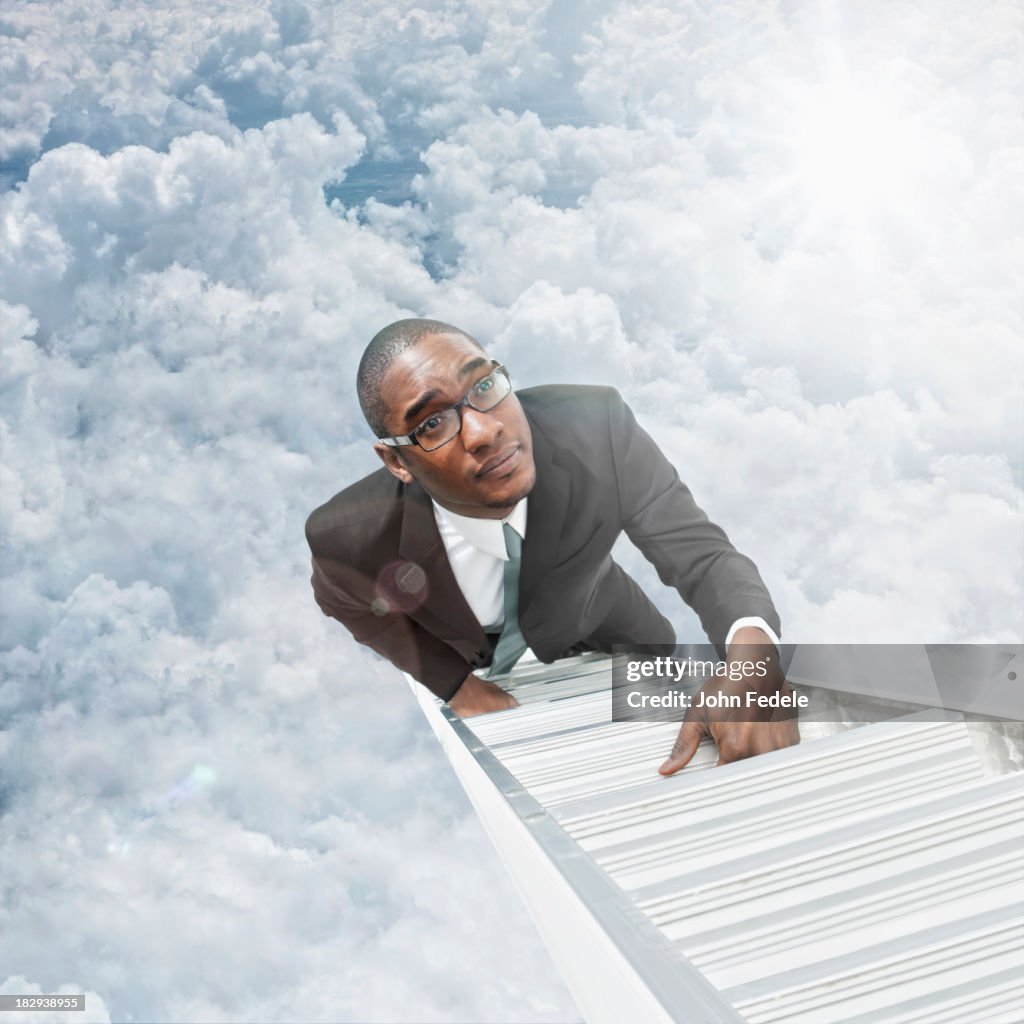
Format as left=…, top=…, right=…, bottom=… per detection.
left=306, top=385, right=780, bottom=700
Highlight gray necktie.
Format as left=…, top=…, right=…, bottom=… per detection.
left=487, top=523, right=528, bottom=679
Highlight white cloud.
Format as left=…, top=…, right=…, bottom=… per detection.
left=1, top=0, right=1021, bottom=1021
left=1, top=99, right=578, bottom=1024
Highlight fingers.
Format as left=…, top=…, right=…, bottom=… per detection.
left=657, top=679, right=802, bottom=774
left=659, top=721, right=704, bottom=776
left=714, top=721, right=800, bottom=764
left=449, top=679, right=520, bottom=718
left=715, top=731, right=751, bottom=766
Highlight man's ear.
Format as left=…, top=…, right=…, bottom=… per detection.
left=373, top=442, right=415, bottom=485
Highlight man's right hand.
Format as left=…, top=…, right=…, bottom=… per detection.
left=448, top=673, right=520, bottom=717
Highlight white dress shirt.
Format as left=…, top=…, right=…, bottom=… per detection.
left=431, top=498, right=780, bottom=649
left=432, top=498, right=529, bottom=630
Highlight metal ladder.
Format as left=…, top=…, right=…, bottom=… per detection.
left=408, top=654, right=1024, bottom=1024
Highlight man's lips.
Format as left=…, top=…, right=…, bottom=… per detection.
left=476, top=445, right=521, bottom=478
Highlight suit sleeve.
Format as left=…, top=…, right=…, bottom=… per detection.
left=606, top=390, right=781, bottom=654
left=309, top=553, right=474, bottom=702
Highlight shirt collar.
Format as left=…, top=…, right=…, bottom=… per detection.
left=432, top=497, right=528, bottom=561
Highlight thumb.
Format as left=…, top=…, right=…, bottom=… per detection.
left=659, top=721, right=703, bottom=776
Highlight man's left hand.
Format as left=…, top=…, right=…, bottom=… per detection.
left=659, top=627, right=800, bottom=775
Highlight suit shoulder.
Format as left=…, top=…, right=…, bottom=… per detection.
left=518, top=383, right=624, bottom=420
left=518, top=383, right=629, bottom=442
left=305, top=468, right=403, bottom=553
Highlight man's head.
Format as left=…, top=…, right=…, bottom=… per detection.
left=359, top=319, right=536, bottom=519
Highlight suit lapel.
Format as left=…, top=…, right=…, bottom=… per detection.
left=398, top=482, right=484, bottom=642
left=519, top=413, right=571, bottom=614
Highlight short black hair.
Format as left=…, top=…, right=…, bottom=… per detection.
left=357, top=318, right=482, bottom=438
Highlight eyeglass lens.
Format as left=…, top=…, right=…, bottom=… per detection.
left=413, top=368, right=511, bottom=451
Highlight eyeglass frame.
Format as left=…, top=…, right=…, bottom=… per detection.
left=376, top=364, right=513, bottom=452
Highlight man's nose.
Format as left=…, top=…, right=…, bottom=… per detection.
left=459, top=405, right=501, bottom=451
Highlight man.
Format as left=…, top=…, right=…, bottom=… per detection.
left=306, top=319, right=798, bottom=772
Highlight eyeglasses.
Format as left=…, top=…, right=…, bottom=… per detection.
left=378, top=365, right=513, bottom=452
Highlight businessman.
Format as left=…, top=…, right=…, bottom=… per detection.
left=306, top=319, right=799, bottom=772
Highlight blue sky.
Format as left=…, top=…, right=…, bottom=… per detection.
left=1, top=1, right=1021, bottom=1021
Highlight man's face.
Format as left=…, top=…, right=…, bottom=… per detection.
left=373, top=332, right=537, bottom=519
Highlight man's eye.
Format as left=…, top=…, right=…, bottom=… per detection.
left=416, top=414, right=445, bottom=436
left=474, top=375, right=495, bottom=395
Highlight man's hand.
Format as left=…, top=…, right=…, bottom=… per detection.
left=659, top=627, right=800, bottom=775
left=448, top=672, right=520, bottom=718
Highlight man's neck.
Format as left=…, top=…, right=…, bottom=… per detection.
left=432, top=497, right=529, bottom=546
left=431, top=497, right=513, bottom=521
